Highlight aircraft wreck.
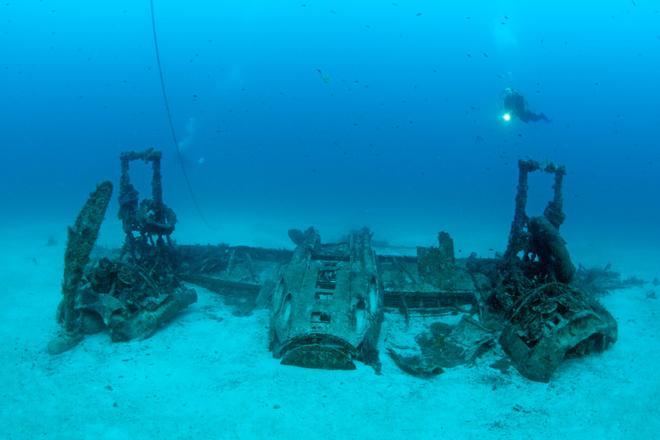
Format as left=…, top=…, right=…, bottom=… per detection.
left=48, top=150, right=621, bottom=383
left=48, top=149, right=196, bottom=355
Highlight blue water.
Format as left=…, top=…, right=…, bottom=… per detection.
left=1, top=1, right=659, bottom=268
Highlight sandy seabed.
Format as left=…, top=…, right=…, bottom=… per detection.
left=1, top=221, right=659, bottom=440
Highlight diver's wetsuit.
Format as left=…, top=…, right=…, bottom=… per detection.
left=504, top=89, right=549, bottom=123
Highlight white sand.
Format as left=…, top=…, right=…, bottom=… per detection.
left=1, top=222, right=659, bottom=440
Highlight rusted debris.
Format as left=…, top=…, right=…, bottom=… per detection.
left=269, top=228, right=382, bottom=370
left=48, top=181, right=114, bottom=354
left=48, top=150, right=197, bottom=354
left=491, top=159, right=618, bottom=382
left=176, top=244, right=291, bottom=315
left=47, top=153, right=622, bottom=383
left=499, top=283, right=617, bottom=382
left=387, top=316, right=495, bottom=378
left=382, top=231, right=492, bottom=378
left=378, top=232, right=478, bottom=316
left=167, top=159, right=620, bottom=381
left=72, top=255, right=197, bottom=342
left=503, top=159, right=574, bottom=284
left=118, top=148, right=177, bottom=259
left=382, top=160, right=617, bottom=381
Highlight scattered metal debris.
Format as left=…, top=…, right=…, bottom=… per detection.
left=387, top=316, right=495, bottom=378
left=47, top=154, right=623, bottom=383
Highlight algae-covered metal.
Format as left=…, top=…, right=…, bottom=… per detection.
left=47, top=150, right=197, bottom=355
left=47, top=153, right=624, bottom=383
left=48, top=181, right=114, bottom=355
left=269, top=228, right=382, bottom=370
left=500, top=283, right=617, bottom=382
left=493, top=159, right=617, bottom=381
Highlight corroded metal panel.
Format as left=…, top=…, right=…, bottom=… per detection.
left=270, top=228, right=382, bottom=370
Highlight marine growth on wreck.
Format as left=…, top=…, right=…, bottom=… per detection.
left=48, top=150, right=621, bottom=383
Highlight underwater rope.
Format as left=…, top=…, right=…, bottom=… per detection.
left=149, top=0, right=213, bottom=229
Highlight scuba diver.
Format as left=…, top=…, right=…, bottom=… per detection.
left=502, top=88, right=550, bottom=123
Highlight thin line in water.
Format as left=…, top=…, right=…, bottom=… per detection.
left=149, top=0, right=214, bottom=230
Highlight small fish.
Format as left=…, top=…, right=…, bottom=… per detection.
left=416, top=12, right=423, bottom=16
left=316, top=68, right=331, bottom=84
